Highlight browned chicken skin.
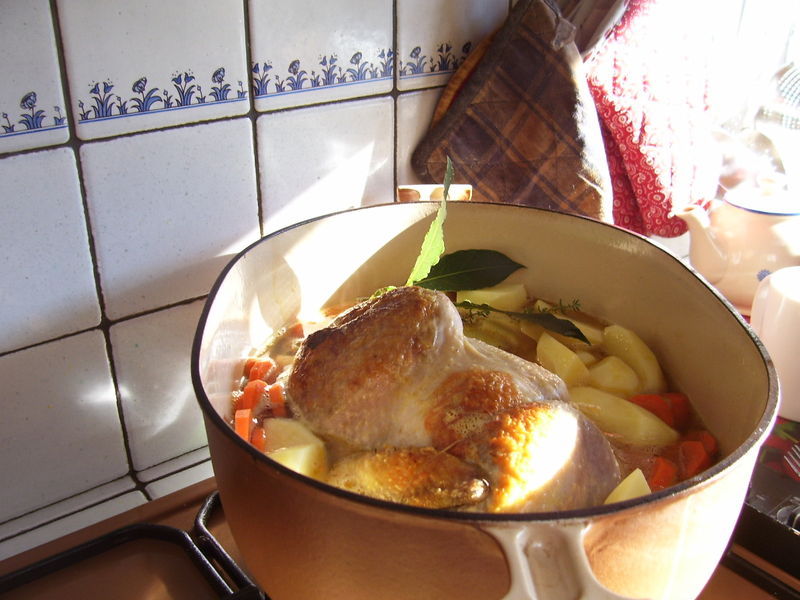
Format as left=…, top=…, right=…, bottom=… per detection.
left=287, top=286, right=620, bottom=512
left=327, top=447, right=490, bottom=509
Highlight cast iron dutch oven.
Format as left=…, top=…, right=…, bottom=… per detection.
left=192, top=202, right=777, bottom=600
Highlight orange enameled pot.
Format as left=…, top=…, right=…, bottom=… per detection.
left=191, top=202, right=778, bottom=600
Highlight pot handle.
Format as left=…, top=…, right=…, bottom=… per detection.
left=480, top=522, right=634, bottom=600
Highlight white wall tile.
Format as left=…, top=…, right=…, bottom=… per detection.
left=0, top=477, right=136, bottom=542
left=249, top=0, right=392, bottom=111
left=81, top=118, right=260, bottom=320
left=396, top=89, right=442, bottom=185
left=0, top=332, right=128, bottom=523
left=397, top=0, right=508, bottom=91
left=257, top=96, right=394, bottom=234
left=0, top=148, right=100, bottom=354
left=145, top=461, right=213, bottom=499
left=137, top=447, right=210, bottom=483
left=57, top=0, right=249, bottom=140
left=110, top=301, right=208, bottom=471
left=0, top=491, right=147, bottom=562
left=0, top=0, right=69, bottom=153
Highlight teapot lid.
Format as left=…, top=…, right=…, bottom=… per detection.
left=724, top=185, right=800, bottom=216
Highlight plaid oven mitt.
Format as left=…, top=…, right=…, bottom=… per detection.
left=411, top=0, right=613, bottom=222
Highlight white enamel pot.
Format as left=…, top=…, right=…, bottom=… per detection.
left=192, top=202, right=778, bottom=600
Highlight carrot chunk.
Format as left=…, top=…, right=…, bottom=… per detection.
left=679, top=440, right=712, bottom=478
left=250, top=425, right=267, bottom=452
left=628, top=394, right=674, bottom=427
left=662, top=392, right=691, bottom=431
left=268, top=382, right=287, bottom=418
left=249, top=357, right=278, bottom=384
left=648, top=456, right=678, bottom=491
left=286, top=322, right=305, bottom=338
left=683, top=429, right=718, bottom=457
left=234, top=408, right=253, bottom=441
left=243, top=358, right=256, bottom=378
left=239, top=379, right=268, bottom=411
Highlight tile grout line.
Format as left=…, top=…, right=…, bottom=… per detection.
left=48, top=0, right=151, bottom=504
left=391, top=0, right=399, bottom=199
left=0, top=294, right=210, bottom=360
left=0, top=476, right=136, bottom=543
left=240, top=0, right=265, bottom=236
left=0, top=449, right=211, bottom=543
left=0, top=489, right=138, bottom=545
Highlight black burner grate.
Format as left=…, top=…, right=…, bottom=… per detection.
left=194, top=492, right=267, bottom=600
left=0, top=492, right=264, bottom=599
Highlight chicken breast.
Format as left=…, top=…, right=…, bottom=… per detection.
left=287, top=286, right=620, bottom=512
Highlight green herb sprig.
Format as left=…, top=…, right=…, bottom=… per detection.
left=391, top=156, right=586, bottom=343
left=537, top=299, right=582, bottom=314
left=455, top=301, right=590, bottom=344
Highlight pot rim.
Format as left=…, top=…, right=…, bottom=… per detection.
left=190, top=201, right=779, bottom=524
left=722, top=189, right=800, bottom=216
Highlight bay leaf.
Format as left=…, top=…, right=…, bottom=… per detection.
left=414, top=249, right=524, bottom=291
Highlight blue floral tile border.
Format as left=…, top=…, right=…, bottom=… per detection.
left=252, top=40, right=473, bottom=100
left=251, top=49, right=393, bottom=99
left=2, top=40, right=474, bottom=138
left=398, top=41, right=473, bottom=81
left=75, top=66, right=247, bottom=124
left=1, top=91, right=68, bottom=140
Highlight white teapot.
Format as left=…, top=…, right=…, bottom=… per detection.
left=676, top=186, right=800, bottom=314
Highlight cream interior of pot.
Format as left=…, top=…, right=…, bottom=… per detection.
left=197, top=202, right=774, bottom=468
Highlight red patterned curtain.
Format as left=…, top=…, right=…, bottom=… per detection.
left=581, top=0, right=722, bottom=236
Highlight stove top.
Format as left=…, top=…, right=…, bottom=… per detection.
left=0, top=490, right=262, bottom=600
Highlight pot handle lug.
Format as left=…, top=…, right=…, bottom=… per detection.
left=480, top=521, right=634, bottom=600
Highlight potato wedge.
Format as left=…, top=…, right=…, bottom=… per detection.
left=264, top=418, right=325, bottom=451
left=570, top=386, right=679, bottom=446
left=532, top=299, right=552, bottom=313
left=267, top=444, right=328, bottom=480
left=588, top=355, right=641, bottom=397
left=532, top=300, right=604, bottom=342
left=604, top=468, right=651, bottom=504
left=520, top=303, right=603, bottom=349
left=536, top=332, right=590, bottom=386
left=567, top=318, right=603, bottom=346
left=602, top=325, right=666, bottom=393
left=462, top=313, right=537, bottom=361
left=263, top=418, right=328, bottom=479
left=519, top=320, right=546, bottom=342
left=577, top=350, right=600, bottom=366
left=457, top=282, right=527, bottom=312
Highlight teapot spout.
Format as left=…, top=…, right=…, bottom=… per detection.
left=676, top=205, right=728, bottom=284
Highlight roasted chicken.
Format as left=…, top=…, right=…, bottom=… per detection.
left=287, top=286, right=620, bottom=512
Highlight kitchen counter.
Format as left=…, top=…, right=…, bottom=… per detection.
left=1, top=477, right=796, bottom=599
